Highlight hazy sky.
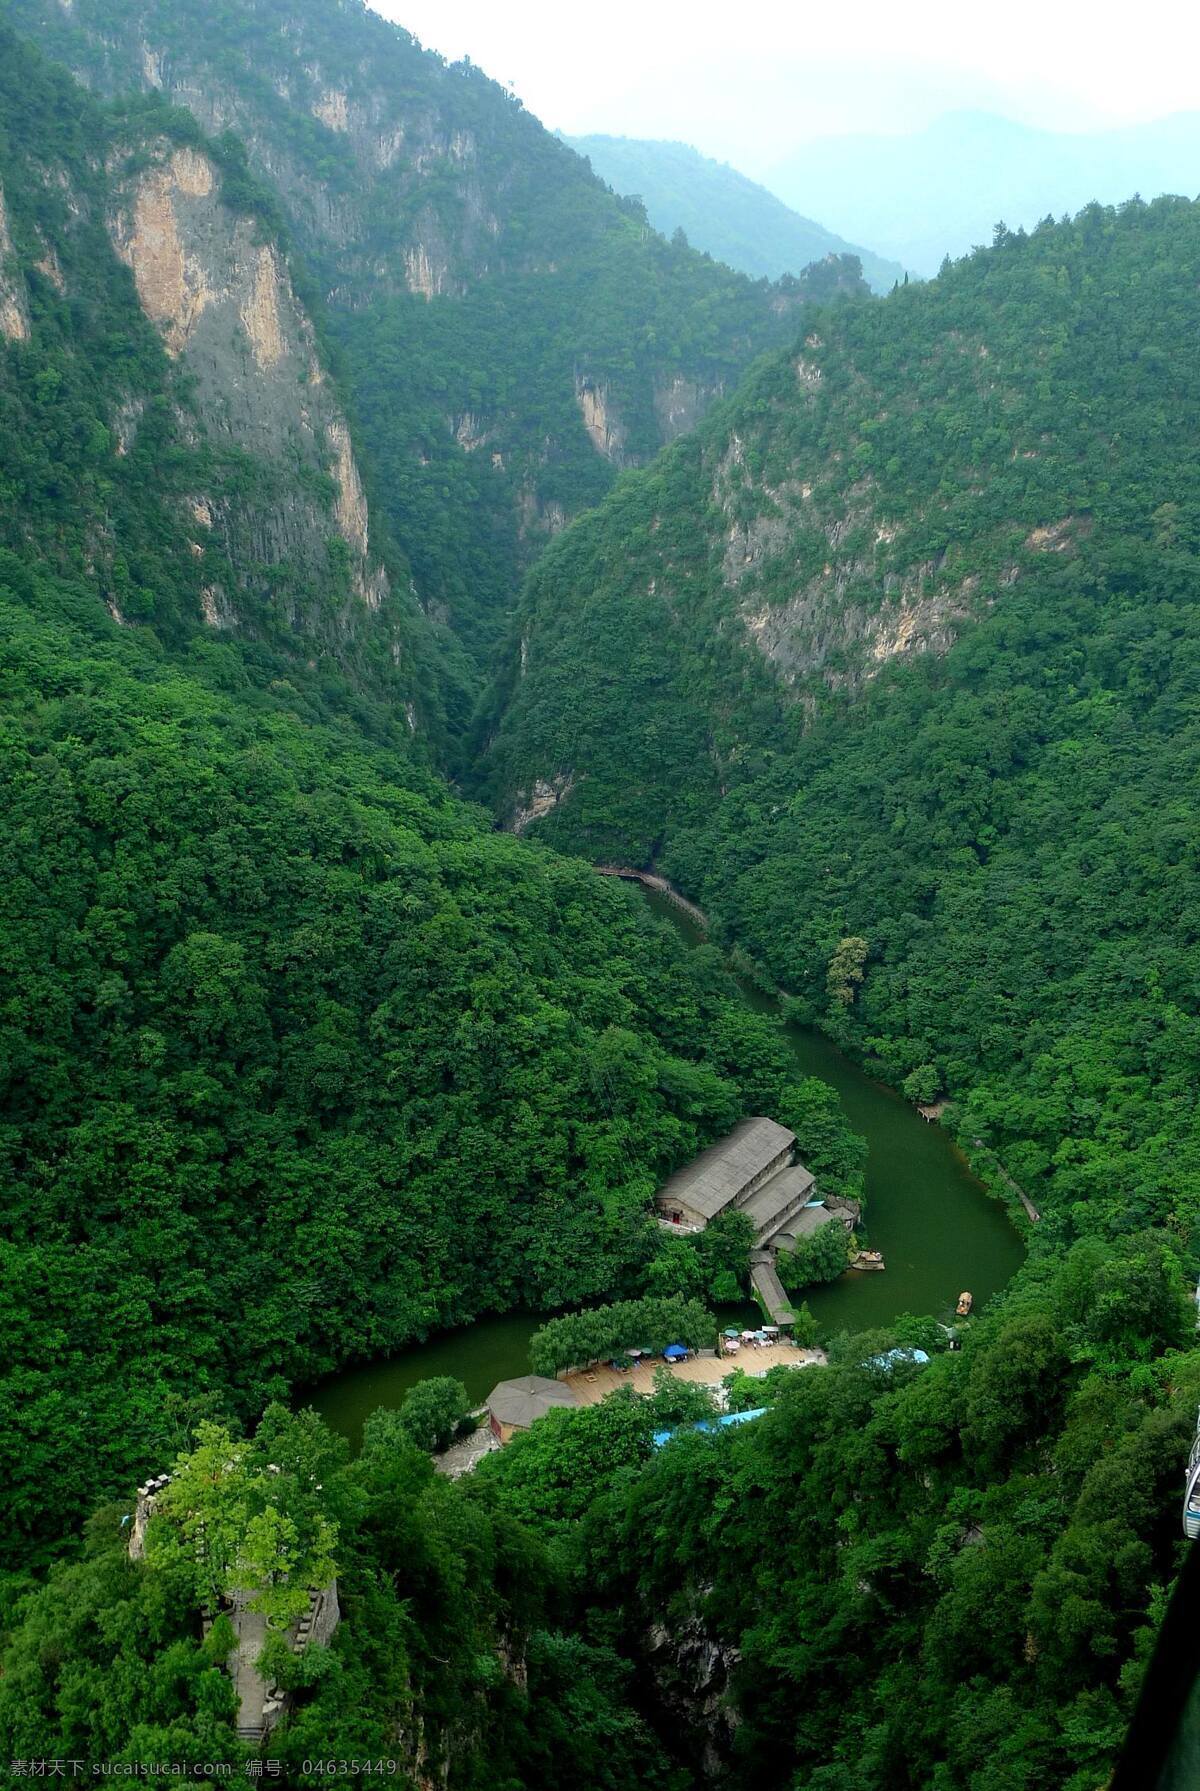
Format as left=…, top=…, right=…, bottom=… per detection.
left=374, top=0, right=1200, bottom=173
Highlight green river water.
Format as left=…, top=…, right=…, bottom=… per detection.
left=310, top=885, right=1023, bottom=1447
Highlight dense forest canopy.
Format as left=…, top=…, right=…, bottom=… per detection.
left=0, top=555, right=858, bottom=1571
left=0, top=1, right=1198, bottom=1784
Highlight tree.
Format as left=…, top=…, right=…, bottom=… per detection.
left=150, top=1423, right=254, bottom=1615
left=776, top=1218, right=850, bottom=1292
left=826, top=937, right=869, bottom=1008
left=474, top=1389, right=657, bottom=1530
left=528, top=1296, right=716, bottom=1377
left=147, top=1417, right=338, bottom=1625
left=902, top=1064, right=941, bottom=1104
left=398, top=1377, right=472, bottom=1453
left=646, top=1365, right=718, bottom=1429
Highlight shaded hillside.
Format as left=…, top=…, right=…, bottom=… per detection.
left=571, top=133, right=905, bottom=293
left=768, top=107, right=1200, bottom=274
left=482, top=195, right=1200, bottom=1250
left=8, top=0, right=845, bottom=670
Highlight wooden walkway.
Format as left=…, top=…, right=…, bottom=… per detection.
left=750, top=1254, right=797, bottom=1325
left=563, top=1343, right=824, bottom=1407
left=593, top=865, right=709, bottom=931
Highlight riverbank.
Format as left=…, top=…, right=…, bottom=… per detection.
left=627, top=876, right=1038, bottom=1244
left=595, top=864, right=709, bottom=931
left=308, top=887, right=1024, bottom=1450
left=564, top=1341, right=824, bottom=1407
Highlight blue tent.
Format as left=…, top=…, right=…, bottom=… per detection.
left=663, top=1343, right=689, bottom=1361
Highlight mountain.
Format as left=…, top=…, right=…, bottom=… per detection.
left=483, top=193, right=1200, bottom=1250
left=6, top=0, right=856, bottom=693
left=1, top=7, right=1198, bottom=1785
left=767, top=107, right=1200, bottom=274
left=474, top=198, right=1200, bottom=1776
left=0, top=17, right=448, bottom=730
left=567, top=133, right=906, bottom=293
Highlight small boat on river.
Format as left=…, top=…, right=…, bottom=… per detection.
left=956, top=1291, right=974, bottom=1317
left=851, top=1250, right=885, bottom=1272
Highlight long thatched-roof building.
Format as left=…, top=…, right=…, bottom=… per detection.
left=656, top=1117, right=860, bottom=1327
left=656, top=1117, right=795, bottom=1232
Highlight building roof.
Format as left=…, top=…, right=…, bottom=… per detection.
left=864, top=1348, right=931, bottom=1372
left=657, top=1117, right=796, bottom=1222
left=739, top=1163, right=817, bottom=1237
left=767, top=1202, right=838, bottom=1251
left=749, top=1255, right=798, bottom=1326
left=485, top=1374, right=577, bottom=1429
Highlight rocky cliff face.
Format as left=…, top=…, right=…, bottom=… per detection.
left=0, top=25, right=429, bottom=717
left=104, top=133, right=393, bottom=637
left=574, top=375, right=628, bottom=466
left=714, top=427, right=985, bottom=694
left=0, top=182, right=30, bottom=343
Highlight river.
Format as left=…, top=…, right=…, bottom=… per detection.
left=310, top=884, right=1023, bottom=1446
left=638, top=887, right=1024, bottom=1331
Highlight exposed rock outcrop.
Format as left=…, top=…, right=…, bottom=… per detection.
left=644, top=1604, right=742, bottom=1778
left=715, top=441, right=981, bottom=689
left=511, top=773, right=575, bottom=833
left=107, top=138, right=390, bottom=621
left=0, top=181, right=31, bottom=343
left=654, top=374, right=721, bottom=443
left=575, top=375, right=628, bottom=465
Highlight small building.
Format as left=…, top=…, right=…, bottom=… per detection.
left=656, top=1117, right=796, bottom=1233
left=485, top=1374, right=578, bottom=1444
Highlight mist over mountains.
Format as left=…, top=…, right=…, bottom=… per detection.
left=568, top=134, right=906, bottom=292
left=766, top=107, right=1200, bottom=273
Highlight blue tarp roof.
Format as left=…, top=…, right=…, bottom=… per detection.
left=662, top=1343, right=689, bottom=1359
left=652, top=1408, right=768, bottom=1448
left=864, top=1347, right=931, bottom=1372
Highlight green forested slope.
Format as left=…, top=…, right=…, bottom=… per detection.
left=475, top=1236, right=1197, bottom=1791
left=0, top=1403, right=693, bottom=1784
left=570, top=133, right=906, bottom=292
left=0, top=553, right=860, bottom=1568
left=6, top=0, right=846, bottom=670
left=484, top=196, right=1200, bottom=1249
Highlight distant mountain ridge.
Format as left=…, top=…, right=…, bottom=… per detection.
left=568, top=133, right=905, bottom=293
left=767, top=107, right=1200, bottom=274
